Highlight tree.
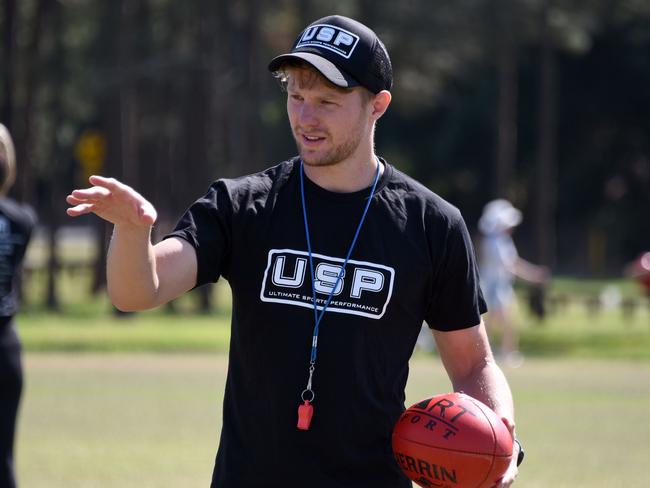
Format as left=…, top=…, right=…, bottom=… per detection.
left=533, top=0, right=558, bottom=269
left=1, top=0, right=17, bottom=128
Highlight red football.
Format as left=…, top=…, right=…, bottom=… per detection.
left=392, top=392, right=513, bottom=488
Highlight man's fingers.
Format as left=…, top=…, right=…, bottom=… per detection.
left=66, top=195, right=84, bottom=205
left=89, top=175, right=125, bottom=192
left=67, top=176, right=157, bottom=227
left=66, top=194, right=99, bottom=206
left=66, top=203, right=95, bottom=217
left=70, top=186, right=112, bottom=201
left=500, top=417, right=516, bottom=436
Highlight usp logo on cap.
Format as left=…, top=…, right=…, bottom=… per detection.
left=268, top=15, right=393, bottom=94
left=295, top=23, right=361, bottom=59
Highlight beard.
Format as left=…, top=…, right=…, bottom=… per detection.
left=294, top=124, right=365, bottom=168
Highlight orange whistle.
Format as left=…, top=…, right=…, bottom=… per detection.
left=297, top=400, right=314, bottom=430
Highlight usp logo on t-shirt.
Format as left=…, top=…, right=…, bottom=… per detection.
left=260, top=249, right=394, bottom=319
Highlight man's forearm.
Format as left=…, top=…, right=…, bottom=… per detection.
left=107, top=224, right=159, bottom=311
left=452, top=359, right=515, bottom=429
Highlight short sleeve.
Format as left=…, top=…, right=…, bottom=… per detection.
left=164, top=181, right=232, bottom=286
left=424, top=213, right=487, bottom=331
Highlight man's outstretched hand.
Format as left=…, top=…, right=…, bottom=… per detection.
left=66, top=175, right=157, bottom=228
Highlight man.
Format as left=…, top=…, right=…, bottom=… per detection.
left=67, top=15, right=522, bottom=488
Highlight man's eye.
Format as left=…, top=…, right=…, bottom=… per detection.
left=290, top=94, right=303, bottom=101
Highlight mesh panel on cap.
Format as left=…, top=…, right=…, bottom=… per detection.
left=369, top=42, right=392, bottom=91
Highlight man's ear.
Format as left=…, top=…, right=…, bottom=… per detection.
left=371, top=90, right=392, bottom=120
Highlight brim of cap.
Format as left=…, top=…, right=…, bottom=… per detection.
left=268, top=52, right=359, bottom=89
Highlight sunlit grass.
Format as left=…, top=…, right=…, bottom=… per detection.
left=17, top=257, right=650, bottom=358
left=16, top=354, right=650, bottom=488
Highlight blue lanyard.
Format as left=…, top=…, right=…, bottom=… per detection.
left=299, top=160, right=381, bottom=403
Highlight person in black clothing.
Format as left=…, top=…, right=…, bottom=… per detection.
left=67, top=15, right=522, bottom=487
left=0, top=124, right=37, bottom=488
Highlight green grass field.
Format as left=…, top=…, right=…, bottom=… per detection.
left=13, top=267, right=650, bottom=486
left=17, top=278, right=650, bottom=359
left=17, top=354, right=650, bottom=487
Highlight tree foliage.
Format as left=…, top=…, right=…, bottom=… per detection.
left=1, top=0, right=648, bottom=292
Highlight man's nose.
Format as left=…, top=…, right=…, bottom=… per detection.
left=298, top=103, right=319, bottom=127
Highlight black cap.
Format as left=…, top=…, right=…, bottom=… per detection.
left=268, top=15, right=392, bottom=94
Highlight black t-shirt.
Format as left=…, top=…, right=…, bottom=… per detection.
left=167, top=158, right=486, bottom=488
left=0, top=197, right=36, bottom=319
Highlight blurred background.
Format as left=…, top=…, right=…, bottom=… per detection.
left=1, top=1, right=650, bottom=486
left=2, top=0, right=649, bottom=290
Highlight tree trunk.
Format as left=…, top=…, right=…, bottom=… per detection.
left=213, top=1, right=235, bottom=177
left=495, top=7, right=518, bottom=200
left=92, top=0, right=122, bottom=294
left=183, top=0, right=218, bottom=313
left=244, top=0, right=264, bottom=174
left=118, top=1, right=139, bottom=188
left=1, top=0, right=17, bottom=128
left=14, top=0, right=51, bottom=203
left=224, top=0, right=264, bottom=176
left=534, top=1, right=558, bottom=268
left=45, top=0, right=66, bottom=310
